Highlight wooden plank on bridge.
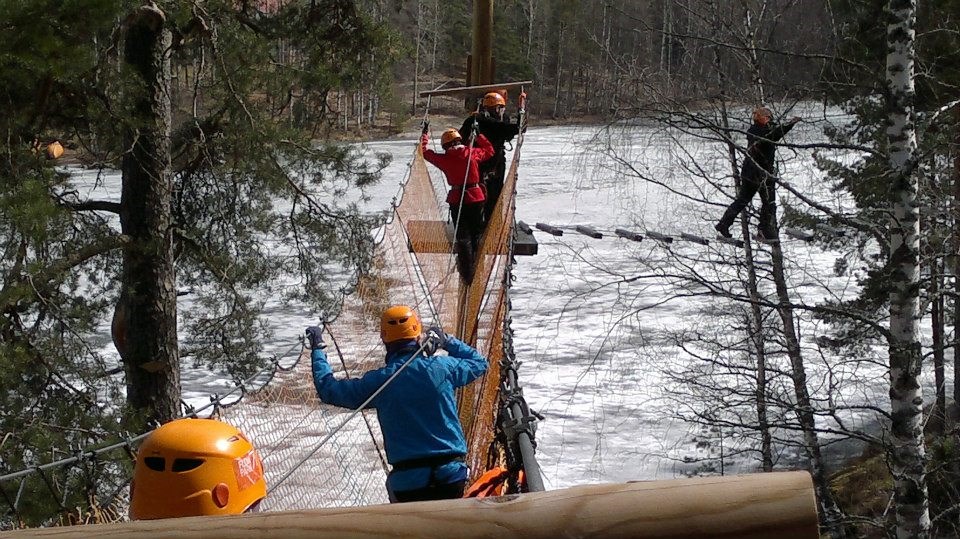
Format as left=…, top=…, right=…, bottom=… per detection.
left=784, top=228, right=814, bottom=242
left=646, top=231, right=674, bottom=243
left=407, top=220, right=453, bottom=253
left=814, top=223, right=846, bottom=237
left=716, top=236, right=744, bottom=248
left=680, top=232, right=709, bottom=246
left=513, top=226, right=538, bottom=256
left=615, top=228, right=643, bottom=242
left=575, top=225, right=602, bottom=239
left=535, top=222, right=563, bottom=236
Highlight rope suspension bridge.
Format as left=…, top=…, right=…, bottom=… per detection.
left=0, top=0, right=834, bottom=534
left=0, top=86, right=825, bottom=538
left=0, top=82, right=542, bottom=527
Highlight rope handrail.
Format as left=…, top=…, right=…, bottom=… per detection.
left=0, top=340, right=304, bottom=486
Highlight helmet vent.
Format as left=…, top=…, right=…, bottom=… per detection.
left=171, top=458, right=205, bottom=472
left=144, top=457, right=165, bottom=471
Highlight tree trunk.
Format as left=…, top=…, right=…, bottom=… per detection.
left=954, top=106, right=960, bottom=419
left=885, top=1, right=930, bottom=536
left=553, top=24, right=564, bottom=118
left=713, top=38, right=773, bottom=472
left=525, top=0, right=535, bottom=62
left=931, top=260, right=945, bottom=435
left=660, top=0, right=672, bottom=89
left=953, top=109, right=960, bottom=530
left=117, top=2, right=180, bottom=428
left=412, top=0, right=421, bottom=116
left=768, top=241, right=848, bottom=536
left=736, top=1, right=845, bottom=531
left=742, top=6, right=765, bottom=104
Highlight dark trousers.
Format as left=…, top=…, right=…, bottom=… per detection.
left=391, top=480, right=466, bottom=503
left=481, top=157, right=507, bottom=225
left=450, top=203, right=484, bottom=283
left=718, top=174, right=777, bottom=236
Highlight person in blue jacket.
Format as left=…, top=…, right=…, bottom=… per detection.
left=306, top=304, right=489, bottom=503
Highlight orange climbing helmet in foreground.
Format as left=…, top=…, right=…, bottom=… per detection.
left=381, top=305, right=422, bottom=344
left=482, top=91, right=506, bottom=108
left=129, top=418, right=266, bottom=520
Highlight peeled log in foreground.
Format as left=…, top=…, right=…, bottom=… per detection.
left=1, top=472, right=819, bottom=539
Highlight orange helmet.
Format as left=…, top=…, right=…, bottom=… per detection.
left=752, top=106, right=773, bottom=126
left=440, top=128, right=462, bottom=148
left=381, top=305, right=421, bottom=343
left=45, top=141, right=64, bottom=160
left=129, top=418, right=266, bottom=520
left=482, top=91, right=506, bottom=108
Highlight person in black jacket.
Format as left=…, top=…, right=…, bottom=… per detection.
left=459, top=91, right=521, bottom=228
left=715, top=106, right=800, bottom=241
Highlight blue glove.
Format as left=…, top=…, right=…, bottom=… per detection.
left=421, top=326, right=447, bottom=356
left=305, top=326, right=326, bottom=350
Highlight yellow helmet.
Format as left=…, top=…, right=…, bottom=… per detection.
left=380, top=305, right=421, bottom=343
left=129, top=418, right=266, bottom=520
left=440, top=128, right=462, bottom=148
left=482, top=91, right=506, bottom=108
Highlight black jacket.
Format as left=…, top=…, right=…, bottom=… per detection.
left=459, top=113, right=519, bottom=171
left=741, top=120, right=796, bottom=182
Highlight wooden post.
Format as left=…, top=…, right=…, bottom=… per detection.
left=470, top=0, right=494, bottom=87
left=2, top=473, right=819, bottom=539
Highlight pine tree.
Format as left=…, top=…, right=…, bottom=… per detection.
left=1, top=0, right=398, bottom=523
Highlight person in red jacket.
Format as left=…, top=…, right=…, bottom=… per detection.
left=422, top=128, right=494, bottom=283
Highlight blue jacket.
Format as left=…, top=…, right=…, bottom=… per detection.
left=311, top=336, right=488, bottom=492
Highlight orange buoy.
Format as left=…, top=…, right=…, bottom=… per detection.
left=46, top=141, right=64, bottom=159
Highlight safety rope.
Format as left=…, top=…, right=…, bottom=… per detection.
left=256, top=325, right=390, bottom=475
left=326, top=327, right=389, bottom=473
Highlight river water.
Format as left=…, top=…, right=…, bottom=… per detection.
left=72, top=110, right=926, bottom=491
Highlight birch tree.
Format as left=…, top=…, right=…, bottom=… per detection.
left=884, top=0, right=929, bottom=536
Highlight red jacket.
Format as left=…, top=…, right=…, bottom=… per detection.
left=423, top=134, right=494, bottom=205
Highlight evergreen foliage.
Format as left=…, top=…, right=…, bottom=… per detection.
left=0, top=0, right=397, bottom=525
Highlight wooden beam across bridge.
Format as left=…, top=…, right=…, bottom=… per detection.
left=419, top=80, right=534, bottom=98
left=1, top=472, right=819, bottom=539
